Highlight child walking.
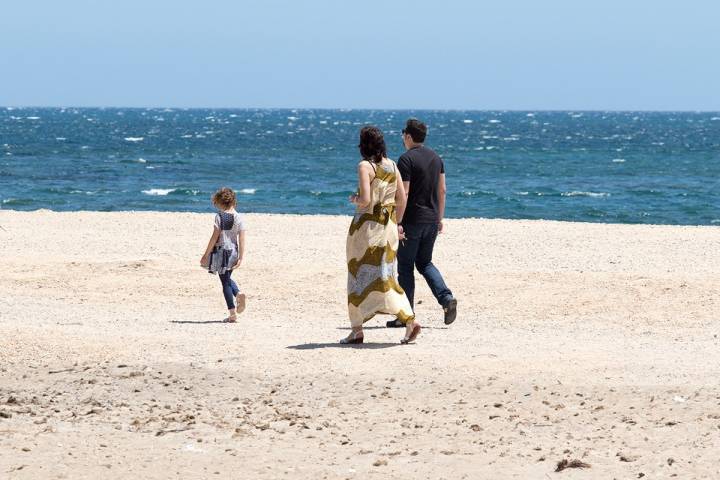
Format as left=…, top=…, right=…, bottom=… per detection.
left=200, top=187, right=246, bottom=322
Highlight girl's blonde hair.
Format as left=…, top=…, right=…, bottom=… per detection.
left=212, top=187, right=236, bottom=209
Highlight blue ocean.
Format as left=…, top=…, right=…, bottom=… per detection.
left=1, top=107, right=718, bottom=225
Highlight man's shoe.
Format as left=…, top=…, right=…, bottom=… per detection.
left=443, top=298, right=457, bottom=325
left=386, top=319, right=405, bottom=328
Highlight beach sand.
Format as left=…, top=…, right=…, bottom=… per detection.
left=1, top=210, right=719, bottom=479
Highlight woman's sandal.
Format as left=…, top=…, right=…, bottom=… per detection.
left=401, top=323, right=421, bottom=344
left=236, top=293, right=246, bottom=314
left=225, top=315, right=237, bottom=323
left=340, top=330, right=364, bottom=344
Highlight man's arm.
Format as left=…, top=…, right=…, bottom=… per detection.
left=438, top=173, right=446, bottom=233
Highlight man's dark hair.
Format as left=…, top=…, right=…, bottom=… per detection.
left=403, top=118, right=427, bottom=143
left=358, top=125, right=387, bottom=163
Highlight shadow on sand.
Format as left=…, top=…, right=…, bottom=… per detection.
left=287, top=342, right=401, bottom=350
left=170, top=320, right=230, bottom=325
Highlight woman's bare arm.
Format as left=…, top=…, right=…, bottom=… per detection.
left=350, top=162, right=373, bottom=208
left=395, top=167, right=407, bottom=224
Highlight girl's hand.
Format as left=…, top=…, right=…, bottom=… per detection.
left=231, top=259, right=243, bottom=270
left=349, top=194, right=359, bottom=204
left=200, top=254, right=209, bottom=267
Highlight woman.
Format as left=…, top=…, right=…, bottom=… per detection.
left=342, top=126, right=421, bottom=344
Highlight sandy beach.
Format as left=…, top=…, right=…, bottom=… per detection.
left=1, top=210, right=719, bottom=479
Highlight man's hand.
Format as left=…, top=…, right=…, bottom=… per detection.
left=438, top=221, right=444, bottom=234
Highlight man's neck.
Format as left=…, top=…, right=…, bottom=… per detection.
left=407, top=142, right=423, bottom=150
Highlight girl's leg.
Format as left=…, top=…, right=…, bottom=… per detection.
left=225, top=270, right=245, bottom=314
left=219, top=272, right=237, bottom=321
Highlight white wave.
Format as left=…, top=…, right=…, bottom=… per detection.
left=711, top=117, right=720, bottom=121
left=81, top=146, right=90, bottom=150
left=137, top=158, right=147, bottom=163
left=180, top=134, right=193, bottom=138
left=516, top=191, right=530, bottom=196
left=26, top=116, right=40, bottom=120
left=240, top=188, right=256, bottom=195
left=55, top=137, right=66, bottom=141
left=488, top=119, right=501, bottom=124
left=562, top=191, right=610, bottom=198
left=124, top=137, right=144, bottom=142
left=146, top=166, right=156, bottom=170
left=142, top=188, right=175, bottom=196
left=612, top=158, right=626, bottom=163
left=463, top=119, right=473, bottom=124
left=526, top=113, right=535, bottom=117
left=319, top=120, right=328, bottom=124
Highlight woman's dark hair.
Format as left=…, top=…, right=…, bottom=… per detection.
left=358, top=126, right=387, bottom=164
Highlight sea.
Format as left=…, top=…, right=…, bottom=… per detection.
left=1, top=107, right=719, bottom=225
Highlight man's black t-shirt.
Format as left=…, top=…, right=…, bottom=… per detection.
left=397, top=145, right=445, bottom=224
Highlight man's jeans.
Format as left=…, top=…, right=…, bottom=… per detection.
left=397, top=223, right=453, bottom=310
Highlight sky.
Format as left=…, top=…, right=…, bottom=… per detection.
left=1, top=0, right=719, bottom=110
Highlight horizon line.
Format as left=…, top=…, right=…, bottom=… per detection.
left=3, top=105, right=720, bottom=114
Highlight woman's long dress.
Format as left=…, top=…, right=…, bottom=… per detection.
left=347, top=159, right=415, bottom=327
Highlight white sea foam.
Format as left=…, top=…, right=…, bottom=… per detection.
left=143, top=188, right=175, bottom=196
left=137, top=158, right=147, bottom=163
left=55, top=137, right=66, bottom=141
left=526, top=113, right=535, bottom=117
left=463, top=119, right=473, bottom=124
left=181, top=134, right=193, bottom=138
left=711, top=117, right=720, bottom=121
left=146, top=166, right=156, bottom=170
left=612, top=158, right=626, bottom=163
left=516, top=191, right=530, bottom=196
left=26, top=116, right=40, bottom=120
left=319, top=120, right=328, bottom=124
left=240, top=188, right=257, bottom=195
left=488, top=119, right=501, bottom=124
left=124, top=137, right=144, bottom=142
left=562, top=191, right=610, bottom=198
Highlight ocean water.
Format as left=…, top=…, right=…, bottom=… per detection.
left=1, top=107, right=719, bottom=225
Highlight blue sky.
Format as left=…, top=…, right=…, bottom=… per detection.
left=2, top=0, right=719, bottom=110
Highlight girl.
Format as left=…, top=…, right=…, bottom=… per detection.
left=200, top=187, right=246, bottom=322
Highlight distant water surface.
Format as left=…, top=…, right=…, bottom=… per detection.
left=1, top=108, right=719, bottom=225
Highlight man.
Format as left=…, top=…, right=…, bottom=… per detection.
left=388, top=118, right=457, bottom=327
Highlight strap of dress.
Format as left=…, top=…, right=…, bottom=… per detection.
left=364, top=159, right=378, bottom=182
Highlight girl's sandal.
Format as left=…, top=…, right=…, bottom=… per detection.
left=225, top=315, right=237, bottom=323
left=235, top=293, right=246, bottom=314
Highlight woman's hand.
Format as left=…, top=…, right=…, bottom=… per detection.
left=231, top=258, right=243, bottom=270
left=200, top=254, right=209, bottom=267
left=398, top=225, right=406, bottom=240
left=349, top=194, right=359, bottom=204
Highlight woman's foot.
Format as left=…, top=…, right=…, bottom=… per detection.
left=226, top=308, right=237, bottom=323
left=340, top=328, right=364, bottom=344
left=236, top=293, right=246, bottom=314
left=401, top=321, right=421, bottom=344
